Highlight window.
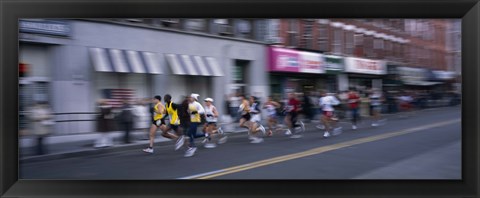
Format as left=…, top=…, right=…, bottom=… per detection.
left=373, top=39, right=384, bottom=49
left=185, top=19, right=206, bottom=32
left=345, top=31, right=354, bottom=55
left=301, top=19, right=314, bottom=49
left=214, top=19, right=229, bottom=25
left=318, top=24, right=329, bottom=51
left=354, top=33, right=363, bottom=46
left=332, top=29, right=343, bottom=54
left=385, top=40, right=392, bottom=58
left=287, top=19, right=298, bottom=47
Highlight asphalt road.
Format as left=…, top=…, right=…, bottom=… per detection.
left=20, top=106, right=461, bottom=180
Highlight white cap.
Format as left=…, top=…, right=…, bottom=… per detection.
left=204, top=98, right=214, bottom=102
left=191, top=93, right=199, bottom=100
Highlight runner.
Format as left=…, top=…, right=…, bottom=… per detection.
left=263, top=96, right=281, bottom=136
left=284, top=93, right=305, bottom=139
left=202, top=98, right=228, bottom=148
left=163, top=94, right=186, bottom=152
left=248, top=96, right=266, bottom=142
left=348, top=88, right=361, bottom=130
left=179, top=95, right=196, bottom=157
left=238, top=95, right=262, bottom=143
left=370, top=89, right=385, bottom=126
left=319, top=91, right=342, bottom=138
left=185, top=94, right=208, bottom=150
left=143, top=95, right=176, bottom=154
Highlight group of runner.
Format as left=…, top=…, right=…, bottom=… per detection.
left=142, top=88, right=387, bottom=158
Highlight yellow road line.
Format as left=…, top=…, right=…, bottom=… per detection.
left=184, top=119, right=460, bottom=179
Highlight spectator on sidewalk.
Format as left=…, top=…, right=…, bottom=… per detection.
left=119, top=99, right=135, bottom=144
left=29, top=100, right=55, bottom=155
left=95, top=99, right=115, bottom=148
left=133, top=98, right=151, bottom=139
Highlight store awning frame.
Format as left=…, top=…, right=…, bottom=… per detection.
left=165, top=53, right=224, bottom=76
left=89, top=47, right=162, bottom=74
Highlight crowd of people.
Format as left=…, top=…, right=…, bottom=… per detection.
left=90, top=88, right=462, bottom=157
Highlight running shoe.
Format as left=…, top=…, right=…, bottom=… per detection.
left=204, top=143, right=217, bottom=148
left=285, top=129, right=292, bottom=136
left=316, top=125, right=325, bottom=130
left=299, top=121, right=305, bottom=133
left=258, top=125, right=266, bottom=136
left=352, top=125, right=357, bottom=130
left=202, top=138, right=209, bottom=144
left=218, top=136, right=228, bottom=144
left=323, top=131, right=331, bottom=138
left=184, top=147, right=197, bottom=157
left=218, top=127, right=224, bottom=135
left=175, top=135, right=185, bottom=150
left=248, top=135, right=255, bottom=140
left=250, top=137, right=264, bottom=144
left=372, top=122, right=379, bottom=127
left=143, top=147, right=154, bottom=154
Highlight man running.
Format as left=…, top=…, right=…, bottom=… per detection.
left=319, top=91, right=341, bottom=138
left=370, top=89, right=385, bottom=126
left=348, top=88, right=361, bottom=130
left=163, top=94, right=186, bottom=152
left=248, top=96, right=266, bottom=143
left=284, top=93, right=304, bottom=139
left=202, top=98, right=228, bottom=148
left=143, top=95, right=176, bottom=154
left=263, top=96, right=281, bottom=136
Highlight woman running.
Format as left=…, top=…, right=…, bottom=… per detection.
left=263, top=96, right=281, bottom=136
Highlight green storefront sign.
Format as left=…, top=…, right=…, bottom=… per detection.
left=324, top=55, right=344, bottom=74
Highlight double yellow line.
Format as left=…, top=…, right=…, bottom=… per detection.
left=180, top=119, right=460, bottom=179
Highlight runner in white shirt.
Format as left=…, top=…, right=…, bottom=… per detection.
left=319, top=91, right=342, bottom=138
left=202, top=98, right=227, bottom=148
left=370, top=89, right=385, bottom=126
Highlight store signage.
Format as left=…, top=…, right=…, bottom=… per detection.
left=19, top=20, right=71, bottom=37
left=345, top=57, right=386, bottom=75
left=268, top=47, right=325, bottom=74
left=324, top=55, right=344, bottom=74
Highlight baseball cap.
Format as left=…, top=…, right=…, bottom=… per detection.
left=204, top=98, right=214, bottom=102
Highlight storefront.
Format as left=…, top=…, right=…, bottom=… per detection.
left=344, top=57, right=387, bottom=93
left=324, top=55, right=346, bottom=92
left=267, top=46, right=326, bottom=98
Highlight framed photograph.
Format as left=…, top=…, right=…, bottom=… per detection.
left=1, top=0, right=478, bottom=197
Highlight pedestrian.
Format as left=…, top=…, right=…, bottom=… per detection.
left=95, top=99, right=115, bottom=148
left=370, top=89, right=385, bottom=126
left=348, top=88, right=361, bottom=130
left=319, top=91, right=342, bottom=138
left=29, top=100, right=55, bottom=155
left=133, top=99, right=150, bottom=138
left=263, top=96, right=281, bottom=136
left=119, top=99, right=135, bottom=144
left=284, top=92, right=305, bottom=139
left=202, top=97, right=228, bottom=148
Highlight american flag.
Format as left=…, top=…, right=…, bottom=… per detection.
left=103, top=89, right=135, bottom=108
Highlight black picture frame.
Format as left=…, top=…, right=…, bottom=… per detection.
left=1, top=0, right=478, bottom=197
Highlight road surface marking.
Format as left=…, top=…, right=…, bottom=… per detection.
left=179, top=119, right=460, bottom=179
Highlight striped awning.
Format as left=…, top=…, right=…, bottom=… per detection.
left=165, top=54, right=223, bottom=76
left=89, top=48, right=162, bottom=74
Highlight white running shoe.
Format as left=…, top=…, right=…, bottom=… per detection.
left=250, top=137, right=264, bottom=144
left=218, top=127, right=224, bottom=135
left=290, top=134, right=303, bottom=139
left=323, top=131, right=331, bottom=138
left=285, top=129, right=292, bottom=136
left=204, top=143, right=217, bottom=148
left=316, top=125, right=325, bottom=130
left=175, top=135, right=185, bottom=151
left=258, top=125, right=266, bottom=136
left=299, top=121, right=305, bottom=132
left=202, top=138, right=209, bottom=144
left=372, top=123, right=379, bottom=127
left=218, top=136, right=228, bottom=144
left=248, top=135, right=255, bottom=140
left=143, top=147, right=154, bottom=154
left=184, top=147, right=197, bottom=157
left=352, top=125, right=357, bottom=130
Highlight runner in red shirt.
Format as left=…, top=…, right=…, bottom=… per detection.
left=348, top=88, right=361, bottom=130
left=284, top=93, right=304, bottom=138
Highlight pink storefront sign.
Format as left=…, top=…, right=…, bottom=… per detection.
left=268, top=47, right=300, bottom=72
left=268, top=47, right=324, bottom=73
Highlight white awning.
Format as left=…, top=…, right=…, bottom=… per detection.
left=165, top=54, right=223, bottom=76
left=89, top=48, right=162, bottom=74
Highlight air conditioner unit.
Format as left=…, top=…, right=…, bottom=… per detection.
left=219, top=25, right=233, bottom=35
